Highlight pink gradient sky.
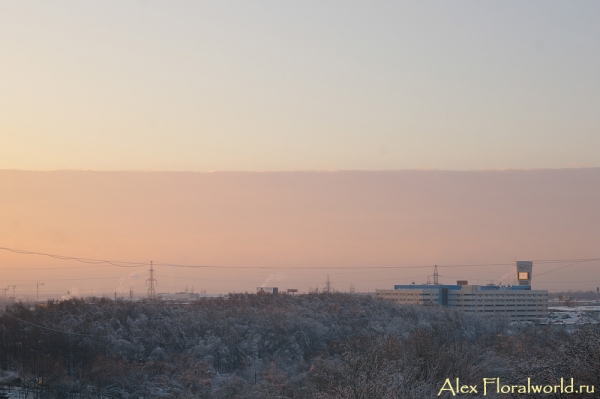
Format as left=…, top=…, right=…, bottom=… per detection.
left=1, top=169, right=598, bottom=298
left=2, top=3, right=599, bottom=299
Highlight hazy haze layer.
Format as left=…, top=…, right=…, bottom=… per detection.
left=1, top=169, right=598, bottom=298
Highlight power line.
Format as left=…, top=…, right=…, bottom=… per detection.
left=1, top=276, right=130, bottom=283
left=0, top=246, right=514, bottom=270
left=150, top=262, right=516, bottom=270
left=0, top=309, right=97, bottom=337
left=0, top=247, right=145, bottom=268
left=0, top=246, right=598, bottom=273
left=441, top=260, right=597, bottom=283
left=0, top=266, right=111, bottom=271
left=535, top=260, right=590, bottom=277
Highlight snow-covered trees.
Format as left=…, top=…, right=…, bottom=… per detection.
left=0, top=295, right=596, bottom=398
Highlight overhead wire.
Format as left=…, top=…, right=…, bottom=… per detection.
left=535, top=260, right=591, bottom=277
left=0, top=247, right=145, bottom=268
left=0, top=309, right=97, bottom=337
left=7, top=246, right=597, bottom=270
left=1, top=247, right=599, bottom=293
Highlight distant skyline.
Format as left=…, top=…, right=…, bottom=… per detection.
left=2, top=1, right=600, bottom=171
left=1, top=169, right=599, bottom=297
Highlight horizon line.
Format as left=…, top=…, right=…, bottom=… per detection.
left=1, top=166, right=599, bottom=173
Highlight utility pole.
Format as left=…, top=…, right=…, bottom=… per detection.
left=36, top=282, right=44, bottom=303
left=324, top=275, right=331, bottom=293
left=147, top=261, right=157, bottom=299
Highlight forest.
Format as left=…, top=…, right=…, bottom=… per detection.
left=0, top=293, right=598, bottom=399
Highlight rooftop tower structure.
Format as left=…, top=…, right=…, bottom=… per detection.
left=517, top=261, right=533, bottom=286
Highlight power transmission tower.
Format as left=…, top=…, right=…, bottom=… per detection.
left=2, top=287, right=8, bottom=300
left=147, top=261, right=157, bottom=299
left=36, top=281, right=44, bottom=302
left=433, top=265, right=439, bottom=285
left=9, top=285, right=16, bottom=300
left=324, top=275, right=331, bottom=293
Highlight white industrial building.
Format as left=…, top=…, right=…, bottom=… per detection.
left=377, top=261, right=548, bottom=321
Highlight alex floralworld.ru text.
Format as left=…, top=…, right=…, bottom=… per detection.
left=438, top=378, right=595, bottom=396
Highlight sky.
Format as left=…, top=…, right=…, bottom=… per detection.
left=1, top=2, right=599, bottom=297
left=0, top=169, right=599, bottom=297
left=1, top=1, right=600, bottom=171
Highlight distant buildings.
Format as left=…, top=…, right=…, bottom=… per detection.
left=377, top=261, right=548, bottom=321
left=256, top=287, right=279, bottom=295
left=157, top=292, right=224, bottom=301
